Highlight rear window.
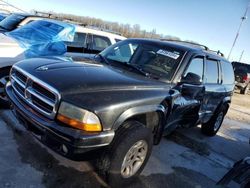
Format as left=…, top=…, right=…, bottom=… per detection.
left=221, top=61, right=234, bottom=84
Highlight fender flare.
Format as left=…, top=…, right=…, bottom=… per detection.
left=112, top=104, right=167, bottom=131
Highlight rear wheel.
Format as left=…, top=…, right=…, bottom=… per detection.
left=0, top=68, right=10, bottom=108
left=240, top=85, right=249, bottom=95
left=201, top=105, right=227, bottom=136
left=96, top=121, right=153, bottom=187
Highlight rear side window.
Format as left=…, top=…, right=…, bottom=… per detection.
left=205, top=59, right=219, bottom=84
left=184, top=58, right=204, bottom=81
left=221, top=61, right=235, bottom=84
left=66, top=32, right=87, bottom=47
left=92, top=35, right=111, bottom=51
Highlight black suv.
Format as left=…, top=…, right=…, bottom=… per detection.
left=6, top=39, right=235, bottom=186
left=232, top=61, right=250, bottom=95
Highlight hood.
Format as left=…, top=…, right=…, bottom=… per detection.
left=15, top=57, right=169, bottom=96
left=0, top=33, right=25, bottom=64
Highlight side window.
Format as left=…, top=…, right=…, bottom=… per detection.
left=205, top=59, right=219, bottom=84
left=67, top=32, right=87, bottom=47
left=92, top=35, right=112, bottom=51
left=185, top=57, right=204, bottom=81
left=65, top=32, right=87, bottom=53
left=221, top=61, right=235, bottom=84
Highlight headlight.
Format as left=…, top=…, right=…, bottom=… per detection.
left=57, top=102, right=102, bottom=132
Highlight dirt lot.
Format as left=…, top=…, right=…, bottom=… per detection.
left=227, top=92, right=250, bottom=124
left=0, top=92, right=249, bottom=188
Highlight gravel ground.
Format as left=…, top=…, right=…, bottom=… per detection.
left=0, top=92, right=249, bottom=188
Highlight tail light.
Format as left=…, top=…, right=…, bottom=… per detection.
left=243, top=75, right=248, bottom=81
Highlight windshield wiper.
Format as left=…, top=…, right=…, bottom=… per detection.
left=95, top=54, right=110, bottom=65
left=121, top=62, right=150, bottom=77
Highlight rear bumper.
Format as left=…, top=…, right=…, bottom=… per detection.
left=235, top=82, right=247, bottom=90
left=6, top=82, right=114, bottom=160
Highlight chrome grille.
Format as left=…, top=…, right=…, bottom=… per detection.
left=10, top=66, right=60, bottom=119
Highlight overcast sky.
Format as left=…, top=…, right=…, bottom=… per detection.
left=6, top=0, right=250, bottom=63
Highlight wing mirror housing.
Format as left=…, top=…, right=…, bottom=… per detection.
left=180, top=72, right=202, bottom=85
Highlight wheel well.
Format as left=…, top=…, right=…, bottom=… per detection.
left=126, top=112, right=160, bottom=130
left=118, top=111, right=164, bottom=145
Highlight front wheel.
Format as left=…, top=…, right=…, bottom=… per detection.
left=201, top=105, right=227, bottom=136
left=96, top=121, right=153, bottom=187
left=0, top=68, right=10, bottom=108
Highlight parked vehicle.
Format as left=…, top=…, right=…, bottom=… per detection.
left=232, top=61, right=250, bottom=95
left=6, top=39, right=235, bottom=186
left=66, top=26, right=126, bottom=54
left=0, top=23, right=125, bottom=107
left=0, top=13, right=46, bottom=33
left=0, top=19, right=75, bottom=107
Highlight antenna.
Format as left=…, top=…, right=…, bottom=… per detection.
left=227, top=1, right=249, bottom=60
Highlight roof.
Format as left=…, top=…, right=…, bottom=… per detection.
left=75, top=25, right=126, bottom=39
left=125, top=38, right=227, bottom=61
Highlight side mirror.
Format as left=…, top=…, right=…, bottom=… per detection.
left=181, top=72, right=202, bottom=85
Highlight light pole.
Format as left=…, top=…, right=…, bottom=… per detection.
left=238, top=50, right=244, bottom=62
left=227, top=2, right=250, bottom=60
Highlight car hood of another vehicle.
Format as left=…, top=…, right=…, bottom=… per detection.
left=0, top=33, right=25, bottom=67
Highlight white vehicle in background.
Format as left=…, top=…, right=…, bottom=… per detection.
left=66, top=25, right=126, bottom=55
left=0, top=20, right=126, bottom=107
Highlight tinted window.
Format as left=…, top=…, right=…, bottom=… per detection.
left=101, top=40, right=185, bottom=81
left=92, top=35, right=111, bottom=51
left=185, top=58, right=204, bottom=81
left=65, top=32, right=86, bottom=47
left=221, top=61, right=235, bottom=84
left=205, top=60, right=219, bottom=84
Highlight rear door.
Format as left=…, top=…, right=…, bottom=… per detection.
left=202, top=58, right=225, bottom=122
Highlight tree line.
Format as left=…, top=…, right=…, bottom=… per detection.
left=34, top=10, right=181, bottom=40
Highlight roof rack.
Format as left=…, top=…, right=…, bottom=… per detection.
left=34, top=11, right=57, bottom=18
left=161, top=39, right=225, bottom=57
left=85, top=25, right=122, bottom=36
left=161, top=39, right=209, bottom=50
left=208, top=50, right=224, bottom=57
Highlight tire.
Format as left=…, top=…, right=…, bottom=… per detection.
left=0, top=68, right=11, bottom=108
left=201, top=105, right=227, bottom=136
left=96, top=121, right=153, bottom=187
left=240, top=85, right=249, bottom=95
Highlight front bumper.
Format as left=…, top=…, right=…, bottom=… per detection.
left=5, top=82, right=114, bottom=160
